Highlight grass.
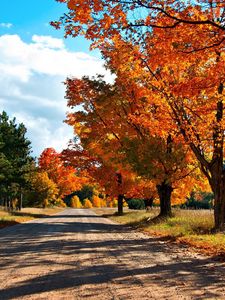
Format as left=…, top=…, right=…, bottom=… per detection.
left=93, top=208, right=225, bottom=257
left=0, top=207, right=64, bottom=229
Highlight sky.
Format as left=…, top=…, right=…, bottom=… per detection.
left=0, top=0, right=111, bottom=157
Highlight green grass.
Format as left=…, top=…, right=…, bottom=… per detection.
left=0, top=207, right=64, bottom=229
left=94, top=208, right=225, bottom=257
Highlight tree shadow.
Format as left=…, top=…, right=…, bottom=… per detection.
left=0, top=209, right=225, bottom=299
left=0, top=248, right=224, bottom=299
left=11, top=212, right=49, bottom=218
left=0, top=220, right=19, bottom=229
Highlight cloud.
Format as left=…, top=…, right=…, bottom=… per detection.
left=12, top=112, right=73, bottom=158
left=0, top=23, right=13, bottom=28
left=32, top=34, right=65, bottom=49
left=0, top=34, right=113, bottom=156
left=0, top=34, right=112, bottom=82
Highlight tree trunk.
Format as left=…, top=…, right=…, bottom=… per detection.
left=210, top=83, right=225, bottom=230
left=117, top=194, right=123, bottom=215
left=157, top=181, right=173, bottom=217
left=19, top=192, right=23, bottom=211
left=3, top=197, right=6, bottom=208
left=210, top=169, right=225, bottom=230
left=116, top=172, right=123, bottom=215
left=144, top=197, right=154, bottom=210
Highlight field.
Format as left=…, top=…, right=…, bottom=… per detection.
left=93, top=208, right=225, bottom=257
left=0, top=207, right=63, bottom=229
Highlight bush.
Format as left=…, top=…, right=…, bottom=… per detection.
left=126, top=198, right=145, bottom=210
left=182, top=192, right=214, bottom=209
left=54, top=198, right=67, bottom=207
left=70, top=195, right=82, bottom=208
left=100, top=199, right=107, bottom=207
left=83, top=198, right=93, bottom=208
left=92, top=195, right=102, bottom=207
left=74, top=185, right=94, bottom=203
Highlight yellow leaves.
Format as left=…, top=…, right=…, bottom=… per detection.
left=92, top=195, right=102, bottom=207
left=70, top=195, right=82, bottom=208
left=30, top=171, right=59, bottom=206
left=83, top=198, right=93, bottom=208
left=106, top=133, right=115, bottom=140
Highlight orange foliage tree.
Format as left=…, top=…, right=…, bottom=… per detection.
left=64, top=76, right=203, bottom=216
left=38, top=147, right=85, bottom=198
left=52, top=0, right=225, bottom=228
left=62, top=142, right=142, bottom=214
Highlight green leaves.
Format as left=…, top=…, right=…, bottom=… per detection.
left=0, top=111, right=33, bottom=200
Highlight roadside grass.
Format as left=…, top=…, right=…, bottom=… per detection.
left=0, top=207, right=64, bottom=229
left=93, top=208, right=225, bottom=257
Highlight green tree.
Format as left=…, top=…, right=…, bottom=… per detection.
left=0, top=111, right=33, bottom=209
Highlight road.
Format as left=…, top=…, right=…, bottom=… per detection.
left=0, top=209, right=225, bottom=299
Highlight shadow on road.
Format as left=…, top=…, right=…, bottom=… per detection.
left=0, top=210, right=224, bottom=299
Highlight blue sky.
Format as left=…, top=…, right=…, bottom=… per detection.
left=0, top=0, right=93, bottom=52
left=0, top=0, right=110, bottom=157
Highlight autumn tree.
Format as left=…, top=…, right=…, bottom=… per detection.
left=83, top=198, right=93, bottom=208
left=64, top=76, right=201, bottom=216
left=38, top=147, right=84, bottom=198
left=62, top=143, right=128, bottom=214
left=63, top=76, right=159, bottom=215
left=53, top=0, right=225, bottom=229
left=99, top=23, right=225, bottom=227
left=29, top=171, right=59, bottom=207
left=70, top=195, right=82, bottom=208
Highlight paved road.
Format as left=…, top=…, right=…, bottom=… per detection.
left=0, top=209, right=225, bottom=299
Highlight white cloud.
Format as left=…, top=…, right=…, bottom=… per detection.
left=32, top=34, right=65, bottom=49
left=0, top=34, right=112, bottom=81
left=12, top=112, right=73, bottom=157
left=0, top=23, right=13, bottom=28
left=0, top=34, right=113, bottom=156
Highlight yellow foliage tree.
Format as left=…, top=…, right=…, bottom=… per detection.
left=54, top=198, right=67, bottom=208
left=100, top=199, right=107, bottom=207
left=30, top=171, right=59, bottom=207
left=92, top=195, right=101, bottom=207
left=70, top=195, right=82, bottom=208
left=83, top=198, right=93, bottom=208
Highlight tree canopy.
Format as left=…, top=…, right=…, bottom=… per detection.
left=52, top=0, right=225, bottom=229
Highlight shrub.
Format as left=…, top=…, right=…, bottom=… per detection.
left=70, top=195, right=82, bottom=208
left=54, top=198, right=67, bottom=207
left=83, top=198, right=93, bottom=208
left=126, top=198, right=145, bottom=210
left=92, top=195, right=101, bottom=207
left=100, top=199, right=107, bottom=207
left=182, top=192, right=214, bottom=209
left=43, top=199, right=49, bottom=208
left=112, top=198, right=118, bottom=207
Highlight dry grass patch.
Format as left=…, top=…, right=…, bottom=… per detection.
left=97, top=208, right=225, bottom=257
left=0, top=207, right=64, bottom=229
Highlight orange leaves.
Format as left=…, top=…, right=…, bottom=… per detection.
left=52, top=0, right=225, bottom=212
left=38, top=147, right=84, bottom=198
left=67, top=0, right=76, bottom=10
